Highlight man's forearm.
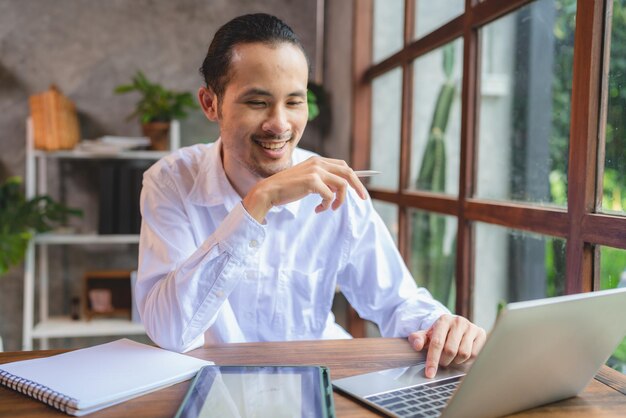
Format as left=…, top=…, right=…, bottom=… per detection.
left=137, top=203, right=264, bottom=352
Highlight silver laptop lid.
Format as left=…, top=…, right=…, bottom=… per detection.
left=442, top=287, right=626, bottom=418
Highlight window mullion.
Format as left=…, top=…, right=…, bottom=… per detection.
left=565, top=0, right=606, bottom=293
left=398, top=0, right=415, bottom=260
left=455, top=0, right=479, bottom=318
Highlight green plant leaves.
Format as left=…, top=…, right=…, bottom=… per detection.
left=307, top=89, right=319, bottom=121
left=114, top=71, right=198, bottom=123
left=0, top=177, right=82, bottom=275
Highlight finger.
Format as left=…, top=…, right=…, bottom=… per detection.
left=439, top=318, right=467, bottom=367
left=425, top=319, right=451, bottom=378
left=453, top=327, right=478, bottom=365
left=408, top=330, right=429, bottom=351
left=315, top=158, right=368, bottom=200
left=331, top=178, right=348, bottom=210
left=316, top=171, right=351, bottom=211
left=471, top=327, right=487, bottom=358
left=313, top=179, right=334, bottom=213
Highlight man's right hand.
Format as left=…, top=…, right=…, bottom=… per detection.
left=242, top=156, right=369, bottom=223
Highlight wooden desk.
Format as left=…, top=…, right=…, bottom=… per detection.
left=1, top=338, right=625, bottom=417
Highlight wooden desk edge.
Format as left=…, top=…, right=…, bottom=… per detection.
left=0, top=338, right=625, bottom=418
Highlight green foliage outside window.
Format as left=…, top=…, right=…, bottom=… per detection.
left=409, top=0, right=626, bottom=371
left=550, top=0, right=626, bottom=374
left=410, top=43, right=457, bottom=311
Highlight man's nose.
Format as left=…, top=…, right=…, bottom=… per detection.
left=262, top=106, right=290, bottom=135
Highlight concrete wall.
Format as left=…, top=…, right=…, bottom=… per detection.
left=0, top=0, right=355, bottom=351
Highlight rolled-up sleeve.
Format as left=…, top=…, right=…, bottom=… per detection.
left=136, top=172, right=264, bottom=352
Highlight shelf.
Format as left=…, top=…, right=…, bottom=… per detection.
left=33, top=149, right=169, bottom=160
left=34, top=233, right=140, bottom=245
left=21, top=118, right=181, bottom=349
left=32, top=316, right=145, bottom=338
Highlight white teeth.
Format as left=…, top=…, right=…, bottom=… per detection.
left=258, top=141, right=286, bottom=150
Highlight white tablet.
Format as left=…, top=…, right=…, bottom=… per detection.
left=174, top=365, right=336, bottom=418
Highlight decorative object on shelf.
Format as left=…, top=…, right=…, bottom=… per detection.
left=70, top=296, right=81, bottom=321
left=83, top=270, right=133, bottom=320
left=28, top=85, right=80, bottom=151
left=75, top=136, right=151, bottom=155
left=0, top=177, right=82, bottom=276
left=88, top=289, right=114, bottom=313
left=114, top=71, right=197, bottom=150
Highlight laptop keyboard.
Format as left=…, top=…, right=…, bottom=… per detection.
left=365, top=377, right=461, bottom=418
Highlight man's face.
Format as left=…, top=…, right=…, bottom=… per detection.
left=202, top=42, right=309, bottom=178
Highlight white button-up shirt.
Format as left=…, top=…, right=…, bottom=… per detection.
left=136, top=140, right=449, bottom=352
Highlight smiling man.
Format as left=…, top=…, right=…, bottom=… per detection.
left=136, top=13, right=485, bottom=378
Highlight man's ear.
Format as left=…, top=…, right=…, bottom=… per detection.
left=198, top=87, right=219, bottom=121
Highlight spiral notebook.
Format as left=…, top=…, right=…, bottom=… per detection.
left=0, top=339, right=211, bottom=416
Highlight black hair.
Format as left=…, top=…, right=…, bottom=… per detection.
left=199, top=13, right=309, bottom=99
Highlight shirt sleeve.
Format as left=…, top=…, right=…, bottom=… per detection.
left=136, top=171, right=265, bottom=352
left=337, top=192, right=450, bottom=337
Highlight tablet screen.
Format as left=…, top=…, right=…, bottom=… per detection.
left=175, top=366, right=330, bottom=418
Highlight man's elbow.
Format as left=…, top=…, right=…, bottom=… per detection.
left=144, top=324, right=202, bottom=353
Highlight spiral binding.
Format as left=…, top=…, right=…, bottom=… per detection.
left=0, top=369, right=78, bottom=413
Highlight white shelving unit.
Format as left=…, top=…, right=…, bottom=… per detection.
left=22, top=119, right=180, bottom=350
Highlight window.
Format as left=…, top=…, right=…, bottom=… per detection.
left=599, top=245, right=626, bottom=373
left=352, top=0, right=626, bottom=374
left=602, top=0, right=626, bottom=215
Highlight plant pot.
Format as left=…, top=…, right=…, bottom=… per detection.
left=142, top=121, right=170, bottom=151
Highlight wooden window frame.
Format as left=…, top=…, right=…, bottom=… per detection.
left=351, top=0, right=626, bottom=322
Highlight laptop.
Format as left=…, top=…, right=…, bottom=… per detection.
left=333, top=287, right=626, bottom=418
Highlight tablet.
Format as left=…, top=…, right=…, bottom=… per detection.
left=174, top=365, right=336, bottom=418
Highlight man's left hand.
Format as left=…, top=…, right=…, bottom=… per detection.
left=408, top=314, right=486, bottom=378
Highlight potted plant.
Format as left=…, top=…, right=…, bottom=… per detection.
left=0, top=177, right=82, bottom=275
left=114, top=71, right=198, bottom=151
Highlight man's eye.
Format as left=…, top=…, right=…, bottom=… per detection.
left=247, top=101, right=266, bottom=107
left=288, top=101, right=305, bottom=106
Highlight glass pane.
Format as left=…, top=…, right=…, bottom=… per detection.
left=370, top=68, right=403, bottom=189
left=373, top=0, right=404, bottom=63
left=373, top=200, right=399, bottom=245
left=409, top=38, right=463, bottom=195
left=599, top=245, right=626, bottom=374
left=414, top=0, right=464, bottom=39
left=602, top=0, right=626, bottom=214
left=408, top=209, right=457, bottom=311
left=475, top=0, right=576, bottom=206
left=473, top=223, right=566, bottom=330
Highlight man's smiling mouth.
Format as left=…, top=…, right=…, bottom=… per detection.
left=254, top=140, right=289, bottom=150
left=252, top=134, right=293, bottom=151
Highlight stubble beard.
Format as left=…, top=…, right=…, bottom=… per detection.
left=247, top=152, right=293, bottom=178
left=247, top=132, right=297, bottom=178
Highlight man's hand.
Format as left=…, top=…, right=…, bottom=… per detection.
left=408, top=314, right=486, bottom=378
left=242, top=156, right=368, bottom=223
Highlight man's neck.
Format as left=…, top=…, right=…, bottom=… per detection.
left=221, top=150, right=260, bottom=199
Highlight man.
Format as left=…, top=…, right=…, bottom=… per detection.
left=136, top=13, right=485, bottom=378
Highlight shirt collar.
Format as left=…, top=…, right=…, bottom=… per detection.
left=187, top=139, right=301, bottom=217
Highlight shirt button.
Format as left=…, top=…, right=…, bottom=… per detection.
left=215, top=290, right=224, bottom=298
left=246, top=271, right=255, bottom=280
left=249, top=239, right=259, bottom=248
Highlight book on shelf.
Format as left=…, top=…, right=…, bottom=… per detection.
left=98, top=160, right=148, bottom=235
left=98, top=162, right=118, bottom=235
left=0, top=339, right=211, bottom=416
left=75, top=136, right=151, bottom=155
left=29, top=85, right=80, bottom=151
